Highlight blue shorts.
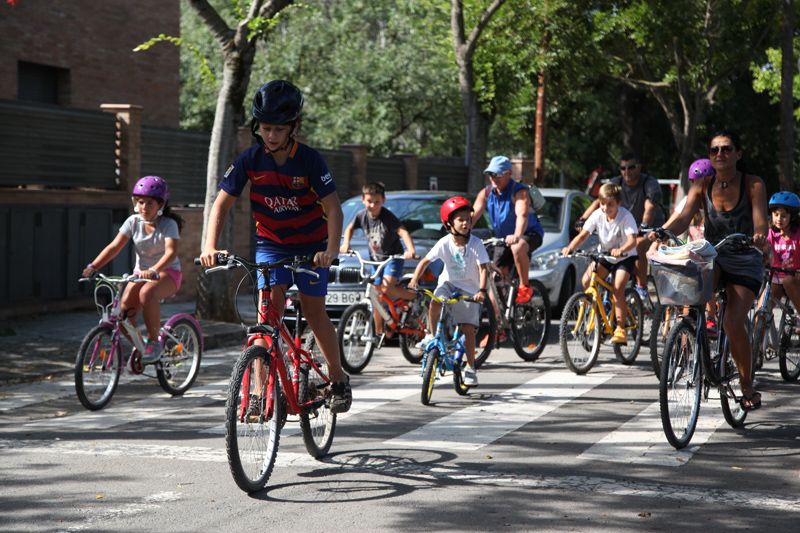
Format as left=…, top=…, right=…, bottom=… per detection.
left=372, top=258, right=404, bottom=285
left=255, top=248, right=329, bottom=297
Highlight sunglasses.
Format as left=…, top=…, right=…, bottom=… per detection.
left=709, top=145, right=735, bottom=155
left=620, top=164, right=638, bottom=171
left=484, top=171, right=499, bottom=178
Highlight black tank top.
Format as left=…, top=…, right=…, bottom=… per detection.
left=703, top=173, right=762, bottom=283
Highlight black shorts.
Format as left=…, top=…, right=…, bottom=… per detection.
left=492, top=232, right=543, bottom=270
left=597, top=255, right=637, bottom=277
left=717, top=267, right=761, bottom=296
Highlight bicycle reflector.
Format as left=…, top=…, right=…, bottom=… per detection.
left=94, top=283, right=115, bottom=319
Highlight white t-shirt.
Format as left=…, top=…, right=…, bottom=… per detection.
left=425, top=234, right=489, bottom=295
left=120, top=215, right=181, bottom=272
left=582, top=206, right=638, bottom=261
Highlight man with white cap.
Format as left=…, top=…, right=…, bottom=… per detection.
left=472, top=155, right=544, bottom=304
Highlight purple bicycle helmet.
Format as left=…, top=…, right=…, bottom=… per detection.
left=769, top=191, right=800, bottom=211
left=688, top=159, right=715, bottom=180
left=132, top=176, right=169, bottom=203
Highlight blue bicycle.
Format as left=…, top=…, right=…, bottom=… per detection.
left=418, top=289, right=494, bottom=405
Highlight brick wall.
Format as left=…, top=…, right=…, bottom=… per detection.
left=0, top=0, right=179, bottom=128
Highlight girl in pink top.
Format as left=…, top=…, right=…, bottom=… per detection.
left=766, top=192, right=800, bottom=313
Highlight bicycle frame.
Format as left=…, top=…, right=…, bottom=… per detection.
left=419, top=289, right=466, bottom=373
left=346, top=250, right=423, bottom=337
left=86, top=274, right=201, bottom=372
left=753, top=266, right=797, bottom=361
left=230, top=257, right=331, bottom=421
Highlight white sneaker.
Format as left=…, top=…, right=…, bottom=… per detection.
left=415, top=333, right=434, bottom=350
left=463, top=366, right=478, bottom=386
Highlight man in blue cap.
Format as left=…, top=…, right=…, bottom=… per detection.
left=472, top=155, right=544, bottom=304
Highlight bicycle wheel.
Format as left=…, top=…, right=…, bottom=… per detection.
left=510, top=280, right=550, bottom=362
left=474, top=301, right=497, bottom=369
left=337, top=303, right=375, bottom=374
left=75, top=325, right=122, bottom=411
left=421, top=347, right=440, bottom=405
left=650, top=305, right=680, bottom=380
left=157, top=318, right=203, bottom=395
left=719, top=334, right=749, bottom=428
left=299, top=357, right=337, bottom=458
left=751, top=311, right=770, bottom=374
left=452, top=364, right=470, bottom=396
left=559, top=292, right=600, bottom=375
left=225, top=345, right=282, bottom=493
left=659, top=318, right=702, bottom=450
left=640, top=276, right=658, bottom=344
left=613, top=288, right=644, bottom=365
left=777, top=324, right=800, bottom=381
left=399, top=295, right=430, bottom=365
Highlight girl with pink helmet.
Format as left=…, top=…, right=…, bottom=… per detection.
left=82, top=176, right=184, bottom=363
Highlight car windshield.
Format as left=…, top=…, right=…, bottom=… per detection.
left=341, top=195, right=490, bottom=240
left=537, top=196, right=563, bottom=233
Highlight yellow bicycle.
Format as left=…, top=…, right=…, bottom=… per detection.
left=558, top=251, right=644, bottom=374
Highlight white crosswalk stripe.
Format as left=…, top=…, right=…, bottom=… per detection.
left=385, top=371, right=613, bottom=450
left=2, top=363, right=779, bottom=470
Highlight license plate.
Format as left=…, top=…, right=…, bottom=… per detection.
left=325, top=291, right=361, bottom=305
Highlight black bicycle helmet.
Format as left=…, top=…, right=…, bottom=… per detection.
left=252, top=80, right=304, bottom=124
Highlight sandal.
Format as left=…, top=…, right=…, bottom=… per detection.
left=740, top=391, right=762, bottom=412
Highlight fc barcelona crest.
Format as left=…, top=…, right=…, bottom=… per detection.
left=291, top=175, right=307, bottom=189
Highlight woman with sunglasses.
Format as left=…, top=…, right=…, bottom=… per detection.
left=651, top=130, right=768, bottom=411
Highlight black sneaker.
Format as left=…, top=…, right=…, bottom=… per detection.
left=329, top=376, right=352, bottom=414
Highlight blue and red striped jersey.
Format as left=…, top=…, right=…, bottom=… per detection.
left=220, top=142, right=337, bottom=253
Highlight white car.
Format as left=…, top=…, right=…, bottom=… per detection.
left=528, top=188, right=598, bottom=313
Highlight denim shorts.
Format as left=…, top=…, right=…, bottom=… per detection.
left=255, top=248, right=328, bottom=297
left=372, top=258, right=404, bottom=285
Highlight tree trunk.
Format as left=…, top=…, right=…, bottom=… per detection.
left=450, top=0, right=506, bottom=194
left=533, top=69, right=546, bottom=185
left=779, top=0, right=795, bottom=191
left=191, top=0, right=293, bottom=321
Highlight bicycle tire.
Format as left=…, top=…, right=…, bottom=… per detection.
left=337, top=303, right=375, bottom=374
left=650, top=305, right=679, bottom=380
left=399, top=295, right=429, bottom=365
left=474, top=301, right=496, bottom=369
left=613, top=288, right=644, bottom=365
left=719, top=331, right=749, bottom=428
left=751, top=311, right=769, bottom=374
left=510, top=279, right=550, bottom=362
left=778, top=325, right=800, bottom=381
left=559, top=292, right=600, bottom=375
left=157, top=318, right=203, bottom=395
left=659, top=318, right=702, bottom=450
left=421, top=347, right=439, bottom=405
left=225, top=345, right=282, bottom=493
left=298, top=359, right=337, bottom=458
left=75, top=324, right=122, bottom=411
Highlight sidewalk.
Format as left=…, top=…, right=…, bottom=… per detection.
left=0, top=301, right=250, bottom=386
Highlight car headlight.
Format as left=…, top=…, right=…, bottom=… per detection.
left=531, top=251, right=561, bottom=270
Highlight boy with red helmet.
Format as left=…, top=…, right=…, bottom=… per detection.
left=409, top=196, right=490, bottom=386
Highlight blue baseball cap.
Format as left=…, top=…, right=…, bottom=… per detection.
left=484, top=155, right=512, bottom=175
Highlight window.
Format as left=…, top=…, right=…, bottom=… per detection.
left=17, top=61, right=70, bottom=105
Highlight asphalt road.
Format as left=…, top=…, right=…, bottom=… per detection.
left=1, top=334, right=799, bottom=532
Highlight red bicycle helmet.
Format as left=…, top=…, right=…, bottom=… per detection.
left=440, top=196, right=472, bottom=225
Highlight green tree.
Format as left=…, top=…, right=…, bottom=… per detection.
left=593, top=0, right=779, bottom=187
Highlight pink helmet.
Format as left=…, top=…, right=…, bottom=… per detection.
left=132, top=176, right=169, bottom=202
left=688, top=159, right=714, bottom=181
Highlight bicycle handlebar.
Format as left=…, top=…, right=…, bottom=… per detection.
left=79, top=273, right=151, bottom=284
left=194, top=252, right=333, bottom=279
left=342, top=249, right=410, bottom=282
left=415, top=287, right=480, bottom=305
left=564, top=249, right=629, bottom=263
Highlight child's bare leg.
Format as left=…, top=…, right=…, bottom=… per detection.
left=461, top=324, right=477, bottom=367
left=613, top=269, right=630, bottom=325
left=301, top=293, right=347, bottom=382
left=383, top=275, right=415, bottom=300
left=139, top=275, right=177, bottom=340
left=427, top=300, right=442, bottom=334
left=781, top=276, right=800, bottom=316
